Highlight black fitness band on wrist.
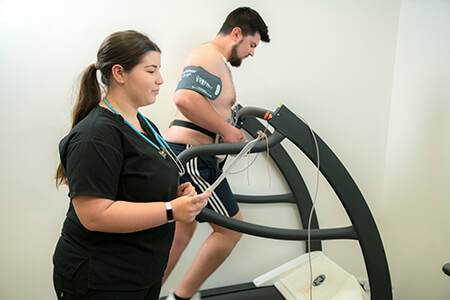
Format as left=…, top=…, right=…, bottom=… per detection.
left=165, top=202, right=174, bottom=223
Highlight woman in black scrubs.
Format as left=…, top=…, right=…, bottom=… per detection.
left=53, top=30, right=210, bottom=300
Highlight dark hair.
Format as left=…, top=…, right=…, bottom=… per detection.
left=218, top=7, right=270, bottom=43
left=56, top=30, right=161, bottom=186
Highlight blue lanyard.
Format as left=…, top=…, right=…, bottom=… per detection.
left=103, top=97, right=169, bottom=153
left=102, top=97, right=185, bottom=176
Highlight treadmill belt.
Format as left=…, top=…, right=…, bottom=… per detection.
left=161, top=282, right=285, bottom=300
left=202, top=285, right=284, bottom=299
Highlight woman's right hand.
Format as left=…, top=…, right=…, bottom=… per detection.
left=171, top=191, right=210, bottom=223
left=177, top=182, right=196, bottom=197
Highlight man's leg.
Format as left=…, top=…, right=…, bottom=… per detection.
left=163, top=221, right=198, bottom=284
left=174, top=211, right=243, bottom=298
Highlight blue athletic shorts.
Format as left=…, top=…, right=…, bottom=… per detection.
left=167, top=142, right=239, bottom=222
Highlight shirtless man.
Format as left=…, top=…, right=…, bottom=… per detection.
left=163, top=7, right=270, bottom=300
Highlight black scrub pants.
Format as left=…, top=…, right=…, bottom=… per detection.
left=53, top=261, right=162, bottom=300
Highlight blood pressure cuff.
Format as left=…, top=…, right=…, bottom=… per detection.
left=176, top=66, right=222, bottom=100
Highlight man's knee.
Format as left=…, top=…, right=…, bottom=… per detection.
left=228, top=228, right=243, bottom=245
left=210, top=222, right=243, bottom=245
left=224, top=211, right=243, bottom=244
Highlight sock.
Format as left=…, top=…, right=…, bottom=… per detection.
left=174, top=293, right=190, bottom=300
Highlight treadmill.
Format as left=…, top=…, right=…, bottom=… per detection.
left=161, top=105, right=392, bottom=300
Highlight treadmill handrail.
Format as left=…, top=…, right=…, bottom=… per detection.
left=236, top=106, right=272, bottom=119
left=178, top=131, right=284, bottom=165
left=198, top=208, right=357, bottom=241
left=172, top=104, right=392, bottom=300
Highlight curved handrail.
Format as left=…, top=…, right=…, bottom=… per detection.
left=177, top=131, right=284, bottom=165
left=234, top=193, right=296, bottom=204
left=200, top=208, right=357, bottom=241
left=178, top=105, right=275, bottom=165
left=236, top=106, right=272, bottom=119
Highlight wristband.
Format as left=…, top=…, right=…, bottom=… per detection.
left=165, top=202, right=174, bottom=223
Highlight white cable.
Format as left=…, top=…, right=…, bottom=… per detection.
left=228, top=153, right=259, bottom=175
left=205, top=136, right=262, bottom=193
left=229, top=121, right=271, bottom=175
left=296, top=114, right=321, bottom=300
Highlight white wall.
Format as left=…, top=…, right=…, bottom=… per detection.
left=380, top=0, right=450, bottom=299
left=1, top=0, right=447, bottom=299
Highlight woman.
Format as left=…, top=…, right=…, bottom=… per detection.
left=53, top=30, right=210, bottom=300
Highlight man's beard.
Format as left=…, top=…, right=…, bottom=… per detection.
left=228, top=41, right=243, bottom=67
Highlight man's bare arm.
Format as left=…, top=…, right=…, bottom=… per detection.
left=174, top=89, right=244, bottom=143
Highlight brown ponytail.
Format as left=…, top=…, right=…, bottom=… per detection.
left=72, top=64, right=101, bottom=127
left=55, top=63, right=101, bottom=186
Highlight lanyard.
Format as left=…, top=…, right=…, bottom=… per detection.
left=103, top=97, right=167, bottom=153
left=103, top=97, right=185, bottom=175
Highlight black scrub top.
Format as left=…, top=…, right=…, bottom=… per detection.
left=53, top=106, right=179, bottom=291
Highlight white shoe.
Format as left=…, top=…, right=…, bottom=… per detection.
left=166, top=289, right=201, bottom=300
left=165, top=289, right=176, bottom=300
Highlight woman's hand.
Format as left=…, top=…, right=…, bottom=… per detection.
left=171, top=191, right=210, bottom=223
left=177, top=182, right=196, bottom=197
